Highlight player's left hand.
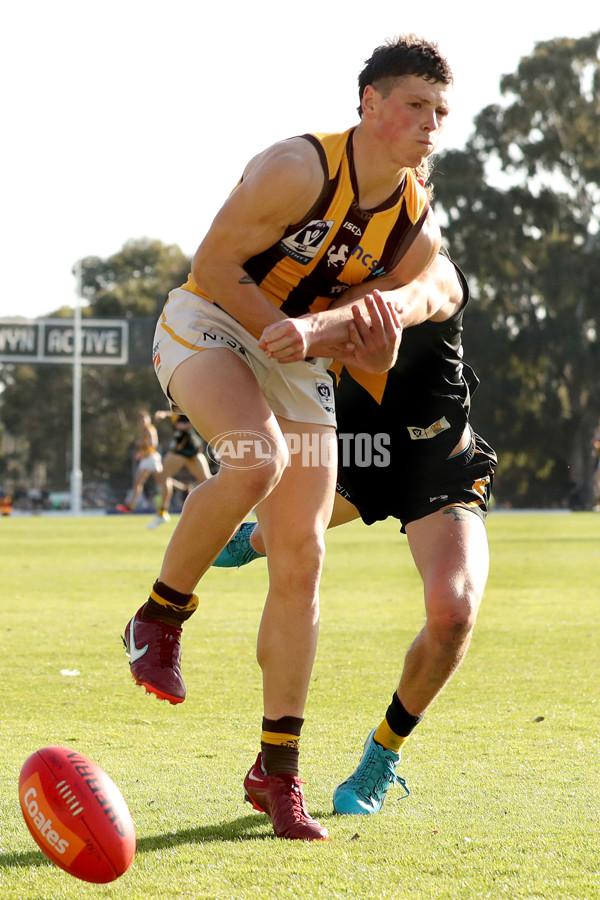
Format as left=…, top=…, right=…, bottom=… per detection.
left=258, top=317, right=310, bottom=361
left=331, top=292, right=402, bottom=373
left=259, top=315, right=340, bottom=362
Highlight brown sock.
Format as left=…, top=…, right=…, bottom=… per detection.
left=141, top=580, right=199, bottom=627
left=260, top=715, right=304, bottom=776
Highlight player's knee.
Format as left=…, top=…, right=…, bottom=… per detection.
left=217, top=440, right=288, bottom=505
left=269, top=530, right=326, bottom=586
left=426, top=590, right=480, bottom=646
left=299, top=531, right=326, bottom=571
left=225, top=465, right=280, bottom=508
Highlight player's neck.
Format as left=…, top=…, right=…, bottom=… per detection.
left=351, top=124, right=408, bottom=210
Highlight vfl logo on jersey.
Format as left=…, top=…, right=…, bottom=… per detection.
left=407, top=417, right=451, bottom=440
left=280, top=220, right=334, bottom=265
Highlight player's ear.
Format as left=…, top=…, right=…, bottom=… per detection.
left=361, top=84, right=379, bottom=119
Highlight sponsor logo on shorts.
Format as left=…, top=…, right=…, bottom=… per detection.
left=407, top=417, right=451, bottom=440
left=198, top=331, right=247, bottom=355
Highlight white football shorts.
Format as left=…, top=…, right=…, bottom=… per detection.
left=137, top=452, right=163, bottom=474
left=152, top=289, right=336, bottom=428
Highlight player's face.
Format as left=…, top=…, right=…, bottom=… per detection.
left=372, top=74, right=452, bottom=167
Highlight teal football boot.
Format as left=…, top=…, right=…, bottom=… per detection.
left=333, top=730, right=409, bottom=814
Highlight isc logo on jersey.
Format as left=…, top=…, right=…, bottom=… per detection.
left=280, top=220, right=334, bottom=264
left=20, top=772, right=86, bottom=865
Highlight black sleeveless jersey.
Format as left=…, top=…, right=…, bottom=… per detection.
left=333, top=263, right=480, bottom=508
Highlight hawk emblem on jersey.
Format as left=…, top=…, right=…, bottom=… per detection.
left=327, top=244, right=349, bottom=268
left=279, top=220, right=334, bottom=265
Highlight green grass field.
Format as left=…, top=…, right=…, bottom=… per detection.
left=1, top=511, right=599, bottom=900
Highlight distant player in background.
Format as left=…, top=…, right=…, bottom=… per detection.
left=148, top=411, right=213, bottom=529
left=125, top=411, right=165, bottom=514
left=215, top=253, right=497, bottom=816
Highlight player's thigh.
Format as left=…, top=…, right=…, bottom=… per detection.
left=329, top=491, right=361, bottom=528
left=161, top=452, right=183, bottom=479
left=257, top=418, right=338, bottom=545
left=184, top=454, right=211, bottom=481
left=133, top=467, right=149, bottom=487
left=406, top=507, right=489, bottom=614
left=168, top=348, right=285, bottom=453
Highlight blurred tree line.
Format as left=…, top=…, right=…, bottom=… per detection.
left=433, top=31, right=600, bottom=508
left=0, top=240, right=191, bottom=504
left=1, top=32, right=599, bottom=508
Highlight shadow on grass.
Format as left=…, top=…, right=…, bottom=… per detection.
left=136, top=806, right=337, bottom=851
left=0, top=849, right=55, bottom=871
left=136, top=813, right=280, bottom=850
left=1, top=809, right=338, bottom=869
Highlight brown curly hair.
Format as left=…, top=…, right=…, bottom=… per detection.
left=358, top=35, right=452, bottom=197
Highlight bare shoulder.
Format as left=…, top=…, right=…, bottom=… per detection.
left=241, top=136, right=324, bottom=212
left=194, top=135, right=327, bottom=269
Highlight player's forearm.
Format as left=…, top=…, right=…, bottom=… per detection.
left=331, top=281, right=434, bottom=329
left=191, top=257, right=287, bottom=337
left=299, top=305, right=361, bottom=356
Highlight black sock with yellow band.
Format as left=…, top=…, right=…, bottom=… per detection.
left=374, top=692, right=423, bottom=754
left=141, top=580, right=199, bottom=627
left=260, top=715, right=304, bottom=776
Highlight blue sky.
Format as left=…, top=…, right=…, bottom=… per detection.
left=2, top=0, right=598, bottom=319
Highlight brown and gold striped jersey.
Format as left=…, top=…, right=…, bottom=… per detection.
left=182, top=128, right=429, bottom=318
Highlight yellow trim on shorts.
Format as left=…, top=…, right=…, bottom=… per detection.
left=159, top=313, right=204, bottom=352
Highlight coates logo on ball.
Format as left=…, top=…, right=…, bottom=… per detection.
left=19, top=746, right=136, bottom=884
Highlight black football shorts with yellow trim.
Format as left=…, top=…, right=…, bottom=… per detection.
left=336, top=431, right=497, bottom=532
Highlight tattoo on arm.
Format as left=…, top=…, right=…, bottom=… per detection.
left=239, top=274, right=256, bottom=285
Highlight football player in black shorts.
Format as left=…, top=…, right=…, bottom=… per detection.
left=149, top=412, right=213, bottom=529
left=215, top=251, right=497, bottom=815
